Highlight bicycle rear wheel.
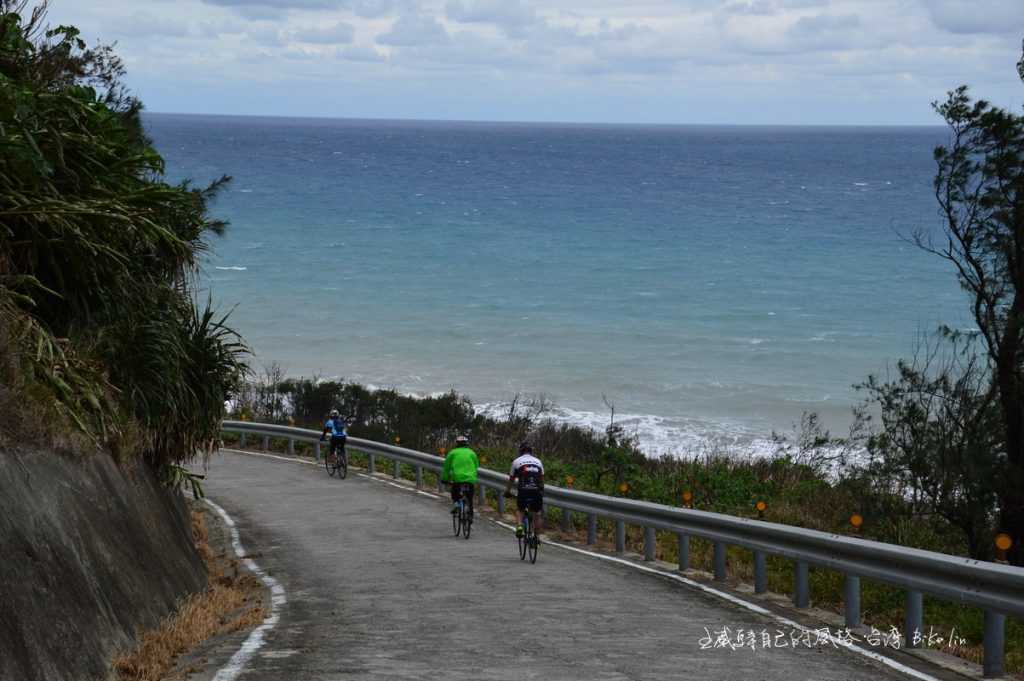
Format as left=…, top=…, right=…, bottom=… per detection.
left=337, top=451, right=348, bottom=479
left=518, top=519, right=527, bottom=560
left=462, top=506, right=471, bottom=539
left=452, top=502, right=462, bottom=536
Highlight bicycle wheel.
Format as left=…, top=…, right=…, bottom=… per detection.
left=462, top=506, right=471, bottom=539
left=518, top=519, right=527, bottom=560
left=528, top=527, right=538, bottom=563
left=337, top=451, right=348, bottom=479
left=452, top=501, right=462, bottom=536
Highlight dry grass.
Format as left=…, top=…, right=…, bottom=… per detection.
left=112, top=509, right=267, bottom=681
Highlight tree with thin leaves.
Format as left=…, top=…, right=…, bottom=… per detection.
left=0, top=1, right=248, bottom=470
left=908, top=78, right=1024, bottom=564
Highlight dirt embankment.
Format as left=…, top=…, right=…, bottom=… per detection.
left=0, top=447, right=206, bottom=681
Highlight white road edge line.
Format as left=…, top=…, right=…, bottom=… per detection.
left=218, top=447, right=939, bottom=681
left=492, top=520, right=939, bottom=681
left=204, top=498, right=287, bottom=681
left=222, top=448, right=318, bottom=466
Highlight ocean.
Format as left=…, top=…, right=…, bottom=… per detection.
left=146, top=113, right=969, bottom=457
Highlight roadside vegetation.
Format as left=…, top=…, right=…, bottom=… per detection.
left=0, top=1, right=247, bottom=474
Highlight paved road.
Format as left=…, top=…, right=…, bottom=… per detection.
left=197, top=450, right=925, bottom=681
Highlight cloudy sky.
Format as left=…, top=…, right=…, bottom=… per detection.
left=59, top=0, right=1023, bottom=124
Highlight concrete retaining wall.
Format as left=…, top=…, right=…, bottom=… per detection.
left=0, top=447, right=207, bottom=681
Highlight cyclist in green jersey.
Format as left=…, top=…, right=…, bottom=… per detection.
left=441, top=434, right=480, bottom=517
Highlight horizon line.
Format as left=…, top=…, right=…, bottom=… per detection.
left=143, top=109, right=947, bottom=129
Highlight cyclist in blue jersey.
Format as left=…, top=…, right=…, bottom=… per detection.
left=320, top=409, right=350, bottom=464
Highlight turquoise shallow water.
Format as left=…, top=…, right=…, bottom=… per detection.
left=147, top=114, right=969, bottom=456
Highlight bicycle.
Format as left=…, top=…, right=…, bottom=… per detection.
left=451, top=483, right=473, bottom=539
left=324, top=439, right=348, bottom=479
left=506, top=491, right=539, bottom=563
left=518, top=508, right=539, bottom=563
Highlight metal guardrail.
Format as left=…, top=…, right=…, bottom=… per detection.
left=221, top=420, right=1022, bottom=677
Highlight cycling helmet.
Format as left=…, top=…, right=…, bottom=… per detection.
left=518, top=442, right=533, bottom=454
left=455, top=434, right=469, bottom=445
left=330, top=408, right=340, bottom=417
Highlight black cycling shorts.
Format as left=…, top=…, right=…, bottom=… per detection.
left=517, top=490, right=543, bottom=513
left=329, top=435, right=346, bottom=455
left=450, top=483, right=474, bottom=502
left=451, top=483, right=475, bottom=513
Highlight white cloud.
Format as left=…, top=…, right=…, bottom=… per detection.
left=291, top=21, right=356, bottom=44
left=923, top=0, right=1024, bottom=35
left=337, top=44, right=388, bottom=61
left=201, top=0, right=345, bottom=9
left=108, top=12, right=191, bottom=38
left=445, top=0, right=539, bottom=37
left=47, top=0, right=1024, bottom=124
left=376, top=13, right=450, bottom=46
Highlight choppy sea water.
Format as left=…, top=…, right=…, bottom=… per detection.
left=147, top=114, right=970, bottom=457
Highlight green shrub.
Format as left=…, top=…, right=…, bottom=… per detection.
left=0, top=6, right=247, bottom=467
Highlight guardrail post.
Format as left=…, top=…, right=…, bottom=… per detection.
left=368, top=453, right=376, bottom=474
left=314, top=441, right=321, bottom=461
left=713, top=542, right=727, bottom=581
left=415, top=466, right=422, bottom=488
left=678, top=533, right=689, bottom=571
left=644, top=527, right=656, bottom=561
left=239, top=433, right=247, bottom=448
left=261, top=435, right=269, bottom=451
left=844, top=575, right=861, bottom=628
left=983, top=610, right=1005, bottom=678
left=561, top=508, right=572, bottom=532
left=794, top=561, right=809, bottom=607
left=393, top=459, right=400, bottom=479
left=753, top=550, right=767, bottom=594
left=287, top=438, right=294, bottom=456
left=478, top=484, right=486, bottom=508
left=437, top=475, right=444, bottom=493
left=615, top=520, right=625, bottom=553
left=905, top=591, right=922, bottom=648
left=497, top=490, right=505, bottom=514
left=587, top=514, right=597, bottom=545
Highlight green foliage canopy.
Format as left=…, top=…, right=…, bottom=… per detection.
left=0, top=3, right=247, bottom=467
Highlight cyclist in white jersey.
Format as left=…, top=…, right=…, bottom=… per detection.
left=504, top=442, right=544, bottom=538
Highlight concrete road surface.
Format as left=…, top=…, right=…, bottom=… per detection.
left=193, top=450, right=937, bottom=681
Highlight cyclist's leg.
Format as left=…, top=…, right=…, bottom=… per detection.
left=533, top=495, right=544, bottom=533
left=465, top=484, right=475, bottom=516
left=514, top=493, right=527, bottom=536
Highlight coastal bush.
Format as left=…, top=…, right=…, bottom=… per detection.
left=229, top=375, right=966, bottom=550
left=905, top=81, right=1024, bottom=564
left=0, top=2, right=247, bottom=467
